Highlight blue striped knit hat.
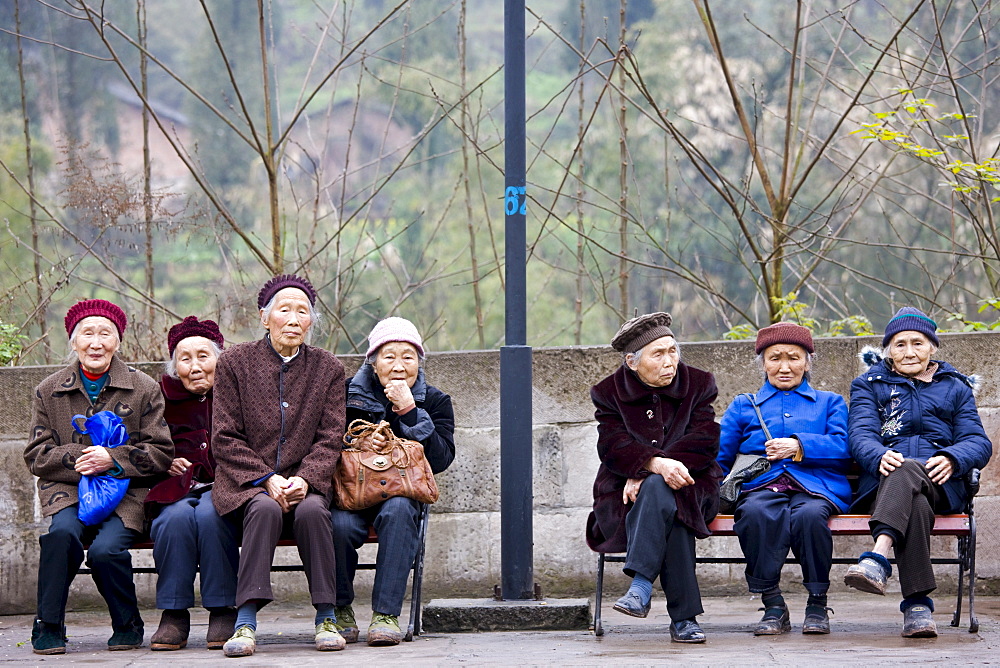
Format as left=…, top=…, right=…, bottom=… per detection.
left=881, top=307, right=939, bottom=347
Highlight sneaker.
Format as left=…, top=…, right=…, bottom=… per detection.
left=334, top=605, right=359, bottom=644
left=206, top=608, right=237, bottom=650
left=31, top=619, right=66, bottom=655
left=367, top=612, right=404, bottom=647
left=150, top=609, right=190, bottom=651
left=754, top=605, right=791, bottom=636
left=844, top=553, right=890, bottom=595
left=108, top=623, right=144, bottom=651
left=315, top=618, right=347, bottom=651
left=223, top=625, right=256, bottom=658
left=902, top=604, right=937, bottom=638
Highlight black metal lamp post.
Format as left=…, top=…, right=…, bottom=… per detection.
left=500, top=0, right=533, bottom=601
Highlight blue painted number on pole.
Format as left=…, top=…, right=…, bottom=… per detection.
left=505, top=186, right=526, bottom=216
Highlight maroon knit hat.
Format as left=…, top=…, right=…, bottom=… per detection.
left=167, top=316, right=225, bottom=356
left=257, top=274, right=317, bottom=309
left=64, top=299, right=128, bottom=339
left=755, top=322, right=814, bottom=354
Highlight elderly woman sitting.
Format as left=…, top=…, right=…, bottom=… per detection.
left=144, top=317, right=238, bottom=651
left=718, top=323, right=851, bottom=635
left=24, top=299, right=173, bottom=654
left=211, top=275, right=347, bottom=657
left=844, top=307, right=992, bottom=637
left=586, top=312, right=721, bottom=643
left=331, top=317, right=455, bottom=646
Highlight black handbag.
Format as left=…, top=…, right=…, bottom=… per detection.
left=719, top=394, right=772, bottom=512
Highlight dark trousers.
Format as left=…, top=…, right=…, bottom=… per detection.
left=623, top=475, right=703, bottom=622
left=37, top=506, right=141, bottom=630
left=232, top=492, right=336, bottom=608
left=150, top=488, right=239, bottom=610
left=734, top=489, right=834, bottom=596
left=331, top=496, right=420, bottom=616
left=869, top=459, right=946, bottom=598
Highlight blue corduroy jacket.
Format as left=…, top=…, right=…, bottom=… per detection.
left=719, top=379, right=852, bottom=512
left=849, top=358, right=992, bottom=513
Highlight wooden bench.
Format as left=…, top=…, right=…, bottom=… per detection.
left=80, top=503, right=431, bottom=641
left=593, top=473, right=980, bottom=636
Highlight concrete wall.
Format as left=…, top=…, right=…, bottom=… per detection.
left=2, top=334, right=999, bottom=613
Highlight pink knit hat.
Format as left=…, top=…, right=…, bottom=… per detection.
left=65, top=299, right=128, bottom=339
left=365, top=317, right=424, bottom=360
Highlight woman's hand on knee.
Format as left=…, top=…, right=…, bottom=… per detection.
left=647, top=456, right=694, bottom=490
left=878, top=450, right=904, bottom=476
left=925, top=455, right=954, bottom=484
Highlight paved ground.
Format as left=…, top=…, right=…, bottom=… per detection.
left=1, top=592, right=997, bottom=666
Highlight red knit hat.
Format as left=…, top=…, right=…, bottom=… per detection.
left=167, top=316, right=225, bottom=356
left=64, top=299, right=128, bottom=338
left=755, top=322, right=814, bottom=354
left=257, top=274, right=317, bottom=309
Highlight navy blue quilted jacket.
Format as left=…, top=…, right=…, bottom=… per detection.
left=848, top=357, right=992, bottom=513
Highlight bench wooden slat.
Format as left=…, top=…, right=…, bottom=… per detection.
left=707, top=513, right=970, bottom=536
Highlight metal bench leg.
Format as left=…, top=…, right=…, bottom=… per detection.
left=968, top=513, right=978, bottom=633
left=594, top=554, right=605, bottom=636
left=406, top=504, right=430, bottom=641
left=951, top=535, right=966, bottom=628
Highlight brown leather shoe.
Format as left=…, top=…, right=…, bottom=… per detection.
left=206, top=608, right=237, bottom=650
left=150, top=609, right=190, bottom=651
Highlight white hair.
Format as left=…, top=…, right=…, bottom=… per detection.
left=624, top=340, right=681, bottom=368
left=165, top=340, right=224, bottom=379
left=260, top=292, right=320, bottom=344
left=65, top=321, right=121, bottom=364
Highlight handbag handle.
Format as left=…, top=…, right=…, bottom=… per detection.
left=745, top=393, right=773, bottom=441
left=343, top=419, right=411, bottom=468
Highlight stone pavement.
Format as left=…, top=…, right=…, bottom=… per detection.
left=1, top=593, right=998, bottom=666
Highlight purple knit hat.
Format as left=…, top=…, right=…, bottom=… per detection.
left=882, top=306, right=939, bottom=347
left=64, top=299, right=128, bottom=339
left=257, top=274, right=317, bottom=309
left=365, top=317, right=425, bottom=360
left=755, top=322, right=814, bottom=354
left=167, top=316, right=225, bottom=356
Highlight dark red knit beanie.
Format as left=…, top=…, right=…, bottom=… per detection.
left=257, top=274, right=317, bottom=309
left=64, top=299, right=128, bottom=339
left=755, top=322, right=814, bottom=354
left=167, top=316, right=225, bottom=356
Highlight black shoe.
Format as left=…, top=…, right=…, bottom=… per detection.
left=844, top=554, right=889, bottom=595
left=754, top=605, right=791, bottom=635
left=613, top=590, right=651, bottom=618
left=669, top=618, right=706, bottom=643
left=802, top=606, right=832, bottom=634
left=108, top=622, right=144, bottom=651
left=31, top=619, right=66, bottom=655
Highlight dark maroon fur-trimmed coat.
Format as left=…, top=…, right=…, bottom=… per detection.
left=144, top=374, right=216, bottom=511
left=211, top=337, right=346, bottom=517
left=23, top=355, right=174, bottom=532
left=586, top=361, right=722, bottom=553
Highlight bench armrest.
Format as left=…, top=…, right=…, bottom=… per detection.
left=966, top=468, right=981, bottom=499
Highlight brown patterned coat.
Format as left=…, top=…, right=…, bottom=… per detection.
left=23, top=355, right=174, bottom=532
left=211, top=337, right=346, bottom=517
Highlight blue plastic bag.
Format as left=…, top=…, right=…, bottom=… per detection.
left=73, top=411, right=130, bottom=526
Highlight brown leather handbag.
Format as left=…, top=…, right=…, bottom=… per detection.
left=332, top=419, right=439, bottom=511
